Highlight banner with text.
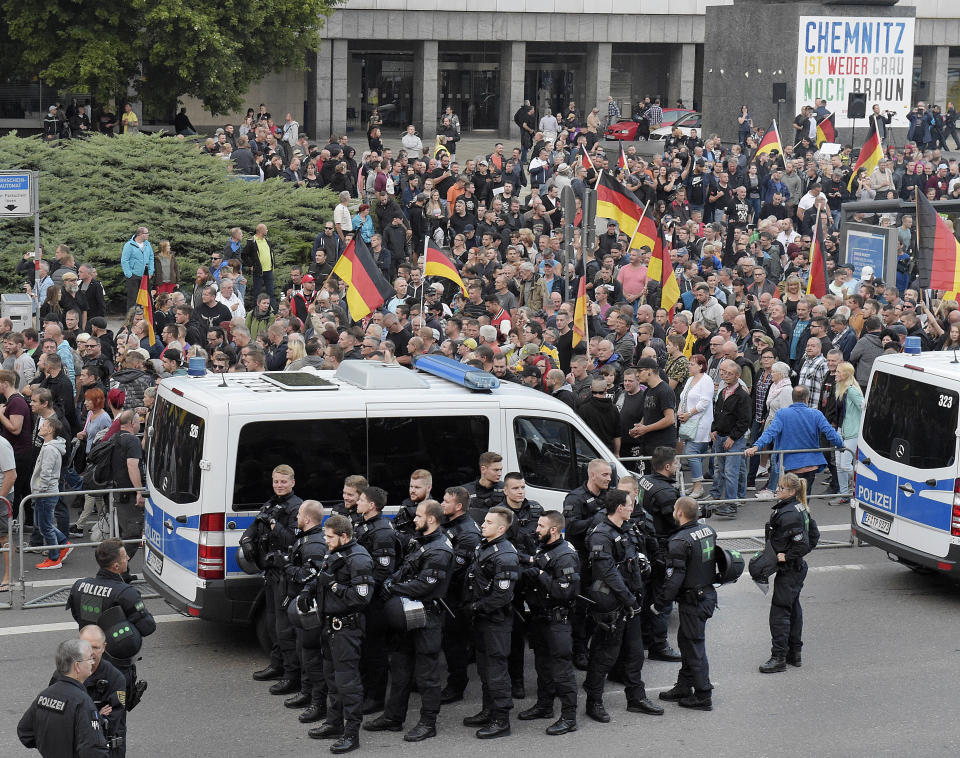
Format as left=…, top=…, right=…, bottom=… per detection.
left=796, top=16, right=914, bottom=128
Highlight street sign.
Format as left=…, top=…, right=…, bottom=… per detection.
left=0, top=172, right=33, bottom=216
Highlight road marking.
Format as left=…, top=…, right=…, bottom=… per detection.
left=808, top=564, right=867, bottom=573
left=718, top=524, right=849, bottom=539
left=0, top=614, right=196, bottom=637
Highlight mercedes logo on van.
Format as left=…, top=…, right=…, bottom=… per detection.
left=162, top=475, right=170, bottom=490
left=896, top=444, right=905, bottom=459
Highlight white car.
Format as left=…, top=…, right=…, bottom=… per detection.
left=650, top=112, right=703, bottom=140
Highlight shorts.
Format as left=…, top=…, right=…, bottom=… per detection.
left=0, top=496, right=10, bottom=536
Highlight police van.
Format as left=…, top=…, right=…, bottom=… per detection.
left=852, top=341, right=960, bottom=575
left=143, top=356, right=628, bottom=636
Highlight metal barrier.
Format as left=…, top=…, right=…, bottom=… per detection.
left=618, top=445, right=855, bottom=548
left=11, top=486, right=153, bottom=610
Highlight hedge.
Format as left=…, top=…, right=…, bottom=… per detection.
left=0, top=133, right=338, bottom=308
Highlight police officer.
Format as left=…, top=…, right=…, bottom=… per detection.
left=303, top=514, right=375, bottom=754
left=78, top=626, right=127, bottom=758
left=364, top=499, right=454, bottom=742
left=462, top=506, right=520, bottom=740
left=251, top=464, right=303, bottom=693
left=517, top=510, right=580, bottom=736
left=583, top=489, right=662, bottom=722
left=656, top=496, right=719, bottom=711
left=282, top=500, right=329, bottom=724
left=562, top=458, right=612, bottom=668
left=759, top=472, right=813, bottom=674
left=393, top=469, right=432, bottom=547
left=501, top=471, right=543, bottom=699
left=18, top=639, right=108, bottom=757
left=353, top=486, right=400, bottom=714
left=66, top=539, right=156, bottom=710
left=461, top=451, right=505, bottom=524
left=636, top=446, right=683, bottom=662
left=330, top=474, right=367, bottom=527
left=439, top=486, right=481, bottom=703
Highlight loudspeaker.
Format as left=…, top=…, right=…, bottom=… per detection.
left=847, top=92, right=867, bottom=119
left=772, top=83, right=787, bottom=104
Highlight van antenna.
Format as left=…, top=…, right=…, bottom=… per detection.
left=953, top=347, right=959, bottom=365
left=218, top=371, right=228, bottom=387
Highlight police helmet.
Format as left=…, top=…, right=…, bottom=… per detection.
left=383, top=595, right=428, bottom=632
left=286, top=596, right=323, bottom=630
left=99, top=604, right=143, bottom=659
left=748, top=545, right=779, bottom=582
left=714, top=546, right=745, bottom=585
left=236, top=538, right=262, bottom=575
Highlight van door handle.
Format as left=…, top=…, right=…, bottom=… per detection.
left=860, top=457, right=871, bottom=466
left=925, top=479, right=937, bottom=487
left=163, top=519, right=174, bottom=531
left=898, top=483, right=915, bottom=495
left=175, top=515, right=188, bottom=524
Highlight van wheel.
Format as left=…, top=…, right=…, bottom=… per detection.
left=254, top=609, right=271, bottom=654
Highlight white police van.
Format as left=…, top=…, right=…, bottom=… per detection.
left=143, top=356, right=628, bottom=634
left=852, top=340, right=960, bottom=575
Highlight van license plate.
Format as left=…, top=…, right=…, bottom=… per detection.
left=861, top=511, right=892, bottom=535
left=146, top=546, right=163, bottom=575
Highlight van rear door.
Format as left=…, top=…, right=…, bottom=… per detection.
left=857, top=368, right=960, bottom=556
left=144, top=392, right=208, bottom=605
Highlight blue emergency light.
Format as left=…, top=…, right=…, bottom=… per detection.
left=413, top=354, right=500, bottom=391
left=904, top=336, right=922, bottom=355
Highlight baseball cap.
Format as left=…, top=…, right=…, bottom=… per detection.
left=939, top=163, right=949, bottom=170
left=635, top=357, right=659, bottom=371
left=462, top=338, right=478, bottom=350
left=301, top=274, right=315, bottom=283
left=89, top=317, right=107, bottom=330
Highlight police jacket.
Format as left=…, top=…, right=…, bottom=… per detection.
left=504, top=498, right=544, bottom=564
left=390, top=528, right=455, bottom=603
left=355, top=513, right=401, bottom=588
left=463, top=479, right=505, bottom=524
left=83, top=658, right=126, bottom=743
left=262, top=492, right=304, bottom=572
left=67, top=569, right=156, bottom=663
left=524, top=538, right=580, bottom=611
left=18, top=675, right=108, bottom=758
left=658, top=520, right=718, bottom=606
left=767, top=497, right=812, bottom=563
left=467, top=535, right=520, bottom=619
left=562, top=483, right=607, bottom=556
left=443, top=513, right=481, bottom=605
left=638, top=472, right=681, bottom=537
left=330, top=501, right=361, bottom=527
left=313, top=540, right=375, bottom=616
left=587, top=518, right=644, bottom=611
left=283, top=524, right=329, bottom=598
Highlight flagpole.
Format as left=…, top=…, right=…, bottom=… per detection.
left=624, top=201, right=651, bottom=251
left=421, top=237, right=427, bottom=319
left=807, top=205, right=821, bottom=295
left=582, top=238, right=590, bottom=351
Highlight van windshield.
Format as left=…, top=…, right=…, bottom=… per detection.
left=862, top=372, right=958, bottom=470
left=148, top=397, right=205, bottom=503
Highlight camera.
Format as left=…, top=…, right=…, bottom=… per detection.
left=699, top=502, right=714, bottom=519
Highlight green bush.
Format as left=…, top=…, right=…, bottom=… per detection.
left=0, top=133, right=337, bottom=309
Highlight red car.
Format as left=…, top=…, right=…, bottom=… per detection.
left=604, top=108, right=694, bottom=141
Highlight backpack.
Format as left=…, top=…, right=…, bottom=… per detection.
left=81, top=433, right=124, bottom=490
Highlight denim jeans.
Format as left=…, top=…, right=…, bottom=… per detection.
left=685, top=441, right=710, bottom=480
left=837, top=438, right=857, bottom=495
left=710, top=435, right=747, bottom=501
left=253, top=269, right=277, bottom=311
left=34, top=495, right=66, bottom=560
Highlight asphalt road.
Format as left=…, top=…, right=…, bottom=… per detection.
left=2, top=498, right=959, bottom=757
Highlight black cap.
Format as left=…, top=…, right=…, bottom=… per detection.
left=635, top=357, right=658, bottom=370
left=89, top=316, right=107, bottom=330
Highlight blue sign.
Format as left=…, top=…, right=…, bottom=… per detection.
left=846, top=229, right=885, bottom=280
left=0, top=173, right=29, bottom=192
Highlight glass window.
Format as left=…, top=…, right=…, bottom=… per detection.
left=862, top=373, right=958, bottom=469
left=148, top=397, right=205, bottom=504
left=514, top=416, right=602, bottom=491
left=367, top=416, right=490, bottom=504
left=233, top=419, right=366, bottom=511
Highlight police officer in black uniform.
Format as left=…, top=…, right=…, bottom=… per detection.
left=462, top=505, right=520, bottom=740
left=439, top=485, right=481, bottom=703
left=461, top=451, right=505, bottom=524
left=66, top=539, right=156, bottom=711
left=78, top=626, right=127, bottom=758
left=636, top=446, right=684, bottom=662
left=501, top=471, right=543, bottom=699
left=282, top=500, right=330, bottom=724
left=393, top=469, right=432, bottom=547
left=18, top=639, right=108, bottom=757
left=250, top=464, right=303, bottom=693
left=329, top=474, right=367, bottom=528
left=656, top=496, right=719, bottom=711
left=365, top=499, right=454, bottom=742
left=353, top=486, right=400, bottom=714
left=302, top=514, right=375, bottom=754
left=517, top=510, right=580, bottom=736
left=562, top=459, right=612, bottom=668
left=583, top=489, right=663, bottom=722
left=759, top=473, right=813, bottom=674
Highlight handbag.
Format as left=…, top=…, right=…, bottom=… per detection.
left=678, top=413, right=700, bottom=441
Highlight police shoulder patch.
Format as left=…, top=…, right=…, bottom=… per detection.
left=357, top=584, right=369, bottom=597
left=379, top=556, right=391, bottom=566
left=559, top=581, right=569, bottom=588
left=426, top=576, right=437, bottom=584
left=117, top=691, right=126, bottom=706
left=456, top=556, right=465, bottom=564
left=665, top=568, right=674, bottom=578
left=497, top=578, right=511, bottom=590
left=792, top=533, right=803, bottom=541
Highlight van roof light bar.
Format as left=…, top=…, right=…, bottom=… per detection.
left=413, top=354, right=500, bottom=392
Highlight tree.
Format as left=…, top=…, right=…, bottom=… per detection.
left=0, top=0, right=340, bottom=115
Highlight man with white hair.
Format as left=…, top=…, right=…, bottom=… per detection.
left=334, top=192, right=353, bottom=242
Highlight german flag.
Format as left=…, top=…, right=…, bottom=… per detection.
left=572, top=276, right=588, bottom=347
left=916, top=191, right=960, bottom=294
left=647, top=235, right=681, bottom=315
left=136, top=273, right=155, bottom=345
left=424, top=242, right=467, bottom=296
left=847, top=125, right=883, bottom=192
left=577, top=148, right=594, bottom=173
left=330, top=237, right=395, bottom=321
left=617, top=143, right=628, bottom=172
left=629, top=213, right=658, bottom=252
left=806, top=212, right=829, bottom=298
left=596, top=172, right=643, bottom=235
left=754, top=120, right=783, bottom=160
left=816, top=113, right=836, bottom=146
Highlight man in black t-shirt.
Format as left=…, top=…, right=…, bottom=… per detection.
left=626, top=358, right=677, bottom=473
left=195, top=284, right=232, bottom=332
left=110, top=410, right=145, bottom=570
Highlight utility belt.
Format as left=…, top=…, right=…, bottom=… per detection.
left=589, top=609, right=624, bottom=634
left=531, top=606, right=571, bottom=624
left=679, top=585, right=709, bottom=605
left=323, top=611, right=362, bottom=632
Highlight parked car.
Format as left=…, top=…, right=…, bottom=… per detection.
left=650, top=112, right=703, bottom=140
left=604, top=108, right=694, bottom=141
